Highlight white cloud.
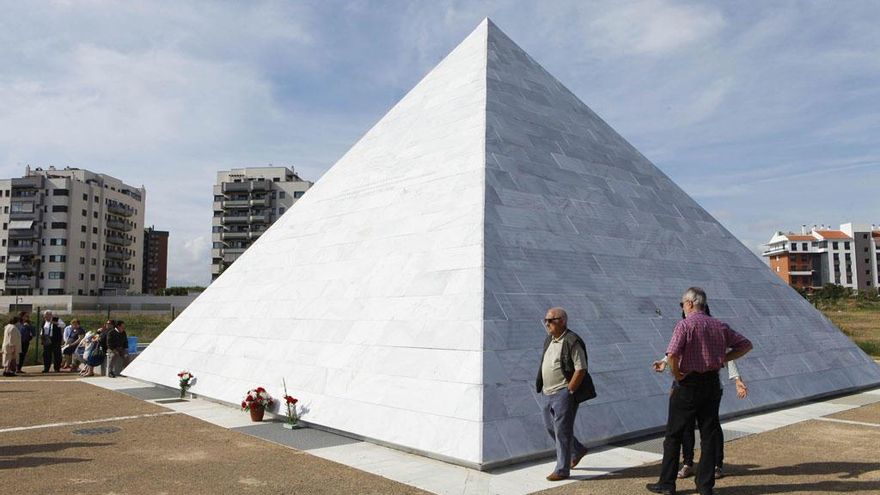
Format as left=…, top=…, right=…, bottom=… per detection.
left=586, top=0, right=725, bottom=56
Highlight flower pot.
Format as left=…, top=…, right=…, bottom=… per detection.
left=179, top=388, right=187, bottom=399
left=249, top=404, right=265, bottom=422
left=282, top=422, right=302, bottom=430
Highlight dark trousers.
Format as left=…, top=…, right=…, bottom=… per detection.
left=18, top=340, right=30, bottom=371
left=658, top=372, right=722, bottom=494
left=682, top=392, right=725, bottom=468
left=43, top=342, right=62, bottom=372
left=541, top=389, right=588, bottom=476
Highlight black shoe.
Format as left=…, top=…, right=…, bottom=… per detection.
left=646, top=483, right=675, bottom=495
left=108, top=372, right=116, bottom=378
left=17, top=369, right=26, bottom=373
left=42, top=369, right=49, bottom=373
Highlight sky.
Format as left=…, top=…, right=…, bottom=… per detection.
left=1, top=1, right=878, bottom=286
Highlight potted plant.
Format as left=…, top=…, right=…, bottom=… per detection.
left=281, top=378, right=301, bottom=429
left=241, top=387, right=274, bottom=422
left=177, top=370, right=194, bottom=399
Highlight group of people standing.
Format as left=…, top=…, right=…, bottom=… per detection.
left=538, top=287, right=753, bottom=495
left=1, top=310, right=130, bottom=378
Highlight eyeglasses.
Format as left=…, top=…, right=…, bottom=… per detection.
left=543, top=317, right=563, bottom=324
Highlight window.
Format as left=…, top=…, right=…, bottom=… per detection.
left=78, top=289, right=84, bottom=295
left=51, top=222, right=67, bottom=229
left=10, top=202, right=33, bottom=213
left=278, top=191, right=286, bottom=199
left=48, top=271, right=65, bottom=279
left=1, top=223, right=5, bottom=230
left=844, top=242, right=850, bottom=250
left=90, top=274, right=95, bottom=281
left=83, top=194, right=88, bottom=201
left=802, top=243, right=807, bottom=251
left=49, top=238, right=67, bottom=246
left=52, top=205, right=68, bottom=212
left=278, top=207, right=285, bottom=215
left=791, top=244, right=797, bottom=251
left=94, top=196, right=99, bottom=203
left=91, top=258, right=96, bottom=266
left=93, top=211, right=98, bottom=219
left=48, top=255, right=66, bottom=262
left=81, top=226, right=86, bottom=233
left=80, top=241, right=86, bottom=249
left=294, top=191, right=304, bottom=198
left=52, top=189, right=69, bottom=196
left=92, top=227, right=97, bottom=234
left=47, top=289, right=64, bottom=295
left=92, top=242, right=97, bottom=249
left=82, top=209, right=87, bottom=216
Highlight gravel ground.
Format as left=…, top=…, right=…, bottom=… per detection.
left=536, top=416, right=880, bottom=495
left=827, top=401, right=880, bottom=424
left=2, top=372, right=877, bottom=495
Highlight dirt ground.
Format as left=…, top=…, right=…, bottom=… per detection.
left=2, top=369, right=878, bottom=495
left=537, top=415, right=880, bottom=495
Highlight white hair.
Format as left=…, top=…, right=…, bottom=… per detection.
left=683, top=287, right=707, bottom=310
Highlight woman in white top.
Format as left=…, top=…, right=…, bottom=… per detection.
left=3, top=316, right=22, bottom=377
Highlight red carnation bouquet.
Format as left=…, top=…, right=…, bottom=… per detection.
left=241, top=387, right=274, bottom=411
left=282, top=378, right=300, bottom=427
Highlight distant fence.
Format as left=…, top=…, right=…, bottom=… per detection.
left=2, top=294, right=199, bottom=315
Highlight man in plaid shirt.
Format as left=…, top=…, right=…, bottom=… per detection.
left=647, top=287, right=752, bottom=495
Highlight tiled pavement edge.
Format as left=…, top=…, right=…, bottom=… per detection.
left=85, top=376, right=880, bottom=495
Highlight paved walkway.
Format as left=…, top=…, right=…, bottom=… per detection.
left=2, top=369, right=879, bottom=494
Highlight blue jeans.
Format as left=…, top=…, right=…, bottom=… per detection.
left=541, top=389, right=587, bottom=476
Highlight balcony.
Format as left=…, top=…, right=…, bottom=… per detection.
left=789, top=270, right=813, bottom=276
left=107, top=219, right=132, bottom=232
left=222, top=199, right=250, bottom=208
left=11, top=176, right=44, bottom=189
left=249, top=214, right=268, bottom=223
left=8, top=244, right=38, bottom=255
left=211, top=264, right=222, bottom=275
left=105, top=264, right=128, bottom=276
left=221, top=215, right=249, bottom=224
left=10, top=210, right=39, bottom=221
left=103, top=280, right=128, bottom=289
left=5, top=277, right=35, bottom=287
left=221, top=231, right=249, bottom=241
left=762, top=246, right=788, bottom=256
left=106, top=236, right=132, bottom=247
left=6, top=262, right=36, bottom=273
left=221, top=181, right=271, bottom=193
left=223, top=247, right=246, bottom=256
left=10, top=192, right=42, bottom=203
left=107, top=203, right=134, bottom=217
left=8, top=228, right=40, bottom=240
left=250, top=198, right=269, bottom=207
left=105, top=250, right=130, bottom=261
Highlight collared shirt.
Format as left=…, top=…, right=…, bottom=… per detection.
left=541, top=330, right=587, bottom=395
left=666, top=312, right=751, bottom=374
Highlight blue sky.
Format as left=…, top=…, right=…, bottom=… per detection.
left=1, top=1, right=878, bottom=286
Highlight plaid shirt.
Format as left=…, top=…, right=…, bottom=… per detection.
left=666, top=312, right=751, bottom=374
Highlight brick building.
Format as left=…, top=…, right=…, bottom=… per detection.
left=763, top=223, right=880, bottom=290
left=143, top=226, right=168, bottom=294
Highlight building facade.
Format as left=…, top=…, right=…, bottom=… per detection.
left=211, top=167, right=312, bottom=280
left=763, top=223, right=880, bottom=290
left=143, top=226, right=169, bottom=294
left=0, top=166, right=146, bottom=296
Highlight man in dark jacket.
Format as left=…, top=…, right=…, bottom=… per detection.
left=17, top=312, right=33, bottom=373
left=41, top=314, right=63, bottom=373
left=106, top=320, right=128, bottom=378
left=536, top=307, right=595, bottom=481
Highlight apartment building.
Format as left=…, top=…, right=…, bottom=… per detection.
left=763, top=223, right=880, bottom=290
left=211, top=167, right=312, bottom=280
left=0, top=166, right=146, bottom=296
left=143, top=226, right=169, bottom=294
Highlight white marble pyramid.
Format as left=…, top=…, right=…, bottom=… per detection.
left=125, top=19, right=880, bottom=468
